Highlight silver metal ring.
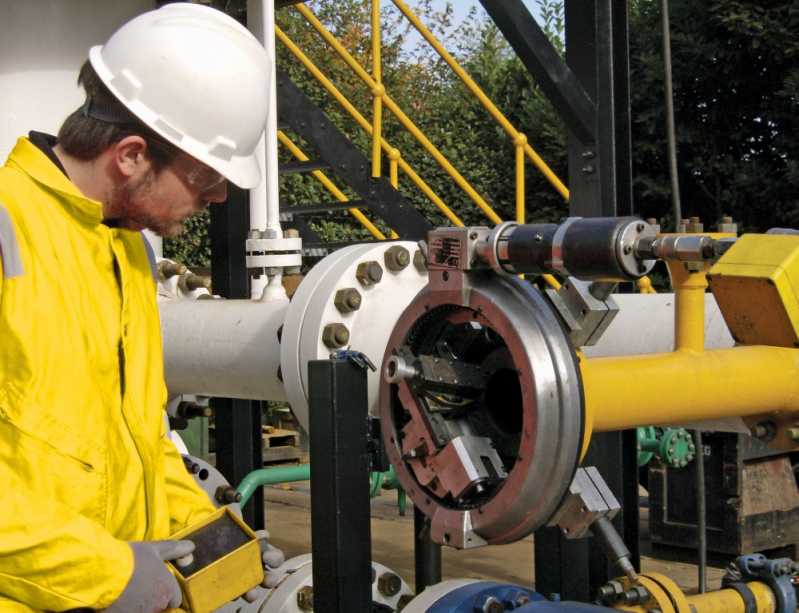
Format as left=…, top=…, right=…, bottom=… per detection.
left=549, top=217, right=582, bottom=275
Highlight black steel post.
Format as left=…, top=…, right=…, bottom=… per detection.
left=209, top=185, right=265, bottom=530
left=309, top=357, right=373, bottom=613
left=414, top=507, right=442, bottom=594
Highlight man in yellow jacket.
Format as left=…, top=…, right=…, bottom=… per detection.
left=0, top=4, right=271, bottom=611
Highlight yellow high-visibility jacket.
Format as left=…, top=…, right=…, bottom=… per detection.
left=0, top=137, right=215, bottom=611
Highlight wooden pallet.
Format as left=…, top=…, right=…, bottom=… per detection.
left=262, top=426, right=302, bottom=465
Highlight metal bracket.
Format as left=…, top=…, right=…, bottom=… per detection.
left=548, top=466, right=621, bottom=539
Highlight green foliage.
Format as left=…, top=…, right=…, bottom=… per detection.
left=630, top=0, right=799, bottom=231
left=169, top=0, right=799, bottom=265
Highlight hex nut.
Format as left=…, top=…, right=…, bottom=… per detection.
left=297, top=585, right=314, bottom=611
left=377, top=572, right=402, bottom=597
left=334, top=288, right=362, bottom=313
left=481, top=596, right=504, bottom=613
left=384, top=245, right=411, bottom=272
left=356, top=261, right=383, bottom=286
left=322, top=323, right=350, bottom=349
left=158, top=260, right=187, bottom=280
left=413, top=249, right=427, bottom=272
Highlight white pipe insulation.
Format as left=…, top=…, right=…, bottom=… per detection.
left=247, top=0, right=283, bottom=301
left=161, top=298, right=288, bottom=402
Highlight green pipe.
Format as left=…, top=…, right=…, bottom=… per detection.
left=236, top=463, right=403, bottom=507
left=237, top=464, right=311, bottom=506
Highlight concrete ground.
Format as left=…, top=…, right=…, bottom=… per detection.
left=263, top=484, right=726, bottom=597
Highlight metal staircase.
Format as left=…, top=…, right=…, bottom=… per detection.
left=276, top=69, right=431, bottom=256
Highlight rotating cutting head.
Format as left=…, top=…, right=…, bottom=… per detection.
left=379, top=228, right=585, bottom=548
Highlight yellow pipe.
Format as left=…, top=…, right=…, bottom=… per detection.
left=296, top=3, right=503, bottom=224
left=670, top=262, right=707, bottom=352
left=388, top=0, right=570, bottom=202
left=277, top=131, right=388, bottom=240
left=684, top=582, right=775, bottom=613
left=636, top=276, right=657, bottom=294
left=515, top=133, right=526, bottom=224
left=276, top=26, right=464, bottom=228
left=371, top=0, right=383, bottom=178
left=582, top=345, right=799, bottom=432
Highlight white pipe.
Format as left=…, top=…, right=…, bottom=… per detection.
left=160, top=299, right=288, bottom=401
left=247, top=0, right=283, bottom=300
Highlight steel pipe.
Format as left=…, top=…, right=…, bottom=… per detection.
left=583, top=345, right=799, bottom=432
left=160, top=298, right=288, bottom=401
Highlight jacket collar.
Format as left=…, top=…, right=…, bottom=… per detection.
left=6, top=137, right=105, bottom=226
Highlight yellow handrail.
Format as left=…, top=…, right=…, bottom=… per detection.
left=276, top=25, right=464, bottom=227
left=515, top=133, right=526, bottom=224
left=389, top=0, right=570, bottom=202
left=277, top=130, right=392, bottom=240
left=371, top=0, right=383, bottom=178
left=389, top=147, right=400, bottom=189
left=296, top=3, right=503, bottom=224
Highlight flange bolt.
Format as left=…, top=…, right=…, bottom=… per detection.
left=322, top=323, right=350, bottom=349
left=384, top=245, right=411, bottom=271
left=334, top=288, right=362, bottom=313
left=356, top=261, right=383, bottom=286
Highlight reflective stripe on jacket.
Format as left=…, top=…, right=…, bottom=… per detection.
left=0, top=137, right=215, bottom=611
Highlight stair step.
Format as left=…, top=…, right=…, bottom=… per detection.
left=279, top=160, right=331, bottom=175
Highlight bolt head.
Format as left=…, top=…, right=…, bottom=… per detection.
left=356, top=260, right=384, bottom=285
left=385, top=245, right=411, bottom=271
left=334, top=288, right=362, bottom=313
left=413, top=250, right=427, bottom=272
left=297, top=585, right=314, bottom=610
left=322, top=323, right=350, bottom=349
left=787, top=427, right=799, bottom=441
left=481, top=596, right=505, bottom=613
left=377, top=572, right=402, bottom=597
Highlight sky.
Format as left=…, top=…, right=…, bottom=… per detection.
left=449, top=0, right=544, bottom=23
left=399, top=0, right=546, bottom=54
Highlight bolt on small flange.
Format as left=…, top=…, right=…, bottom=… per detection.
left=377, top=571, right=402, bottom=597
left=296, top=585, right=314, bottom=611
left=384, top=245, right=411, bottom=271
left=481, top=595, right=505, bottom=613
left=322, top=323, right=350, bottom=349
left=334, top=287, right=362, bottom=313
left=356, top=260, right=383, bottom=286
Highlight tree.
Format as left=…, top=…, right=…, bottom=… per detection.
left=629, top=0, right=799, bottom=231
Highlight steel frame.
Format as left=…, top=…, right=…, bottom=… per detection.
left=210, top=186, right=265, bottom=530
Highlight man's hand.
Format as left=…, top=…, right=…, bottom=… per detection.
left=106, top=540, right=194, bottom=613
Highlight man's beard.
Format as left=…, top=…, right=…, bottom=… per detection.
left=107, top=173, right=186, bottom=237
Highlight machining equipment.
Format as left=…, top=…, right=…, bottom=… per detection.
left=378, top=219, right=799, bottom=550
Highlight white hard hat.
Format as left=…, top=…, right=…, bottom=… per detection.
left=89, top=3, right=270, bottom=189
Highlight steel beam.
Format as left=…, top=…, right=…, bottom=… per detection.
left=210, top=185, right=265, bottom=530
left=478, top=0, right=596, bottom=145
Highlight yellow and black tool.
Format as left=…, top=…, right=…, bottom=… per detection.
left=166, top=507, right=264, bottom=613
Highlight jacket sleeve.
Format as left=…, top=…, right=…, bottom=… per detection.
left=0, top=421, right=134, bottom=611
left=160, top=426, right=217, bottom=534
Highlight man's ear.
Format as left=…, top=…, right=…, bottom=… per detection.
left=112, top=135, right=150, bottom=178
